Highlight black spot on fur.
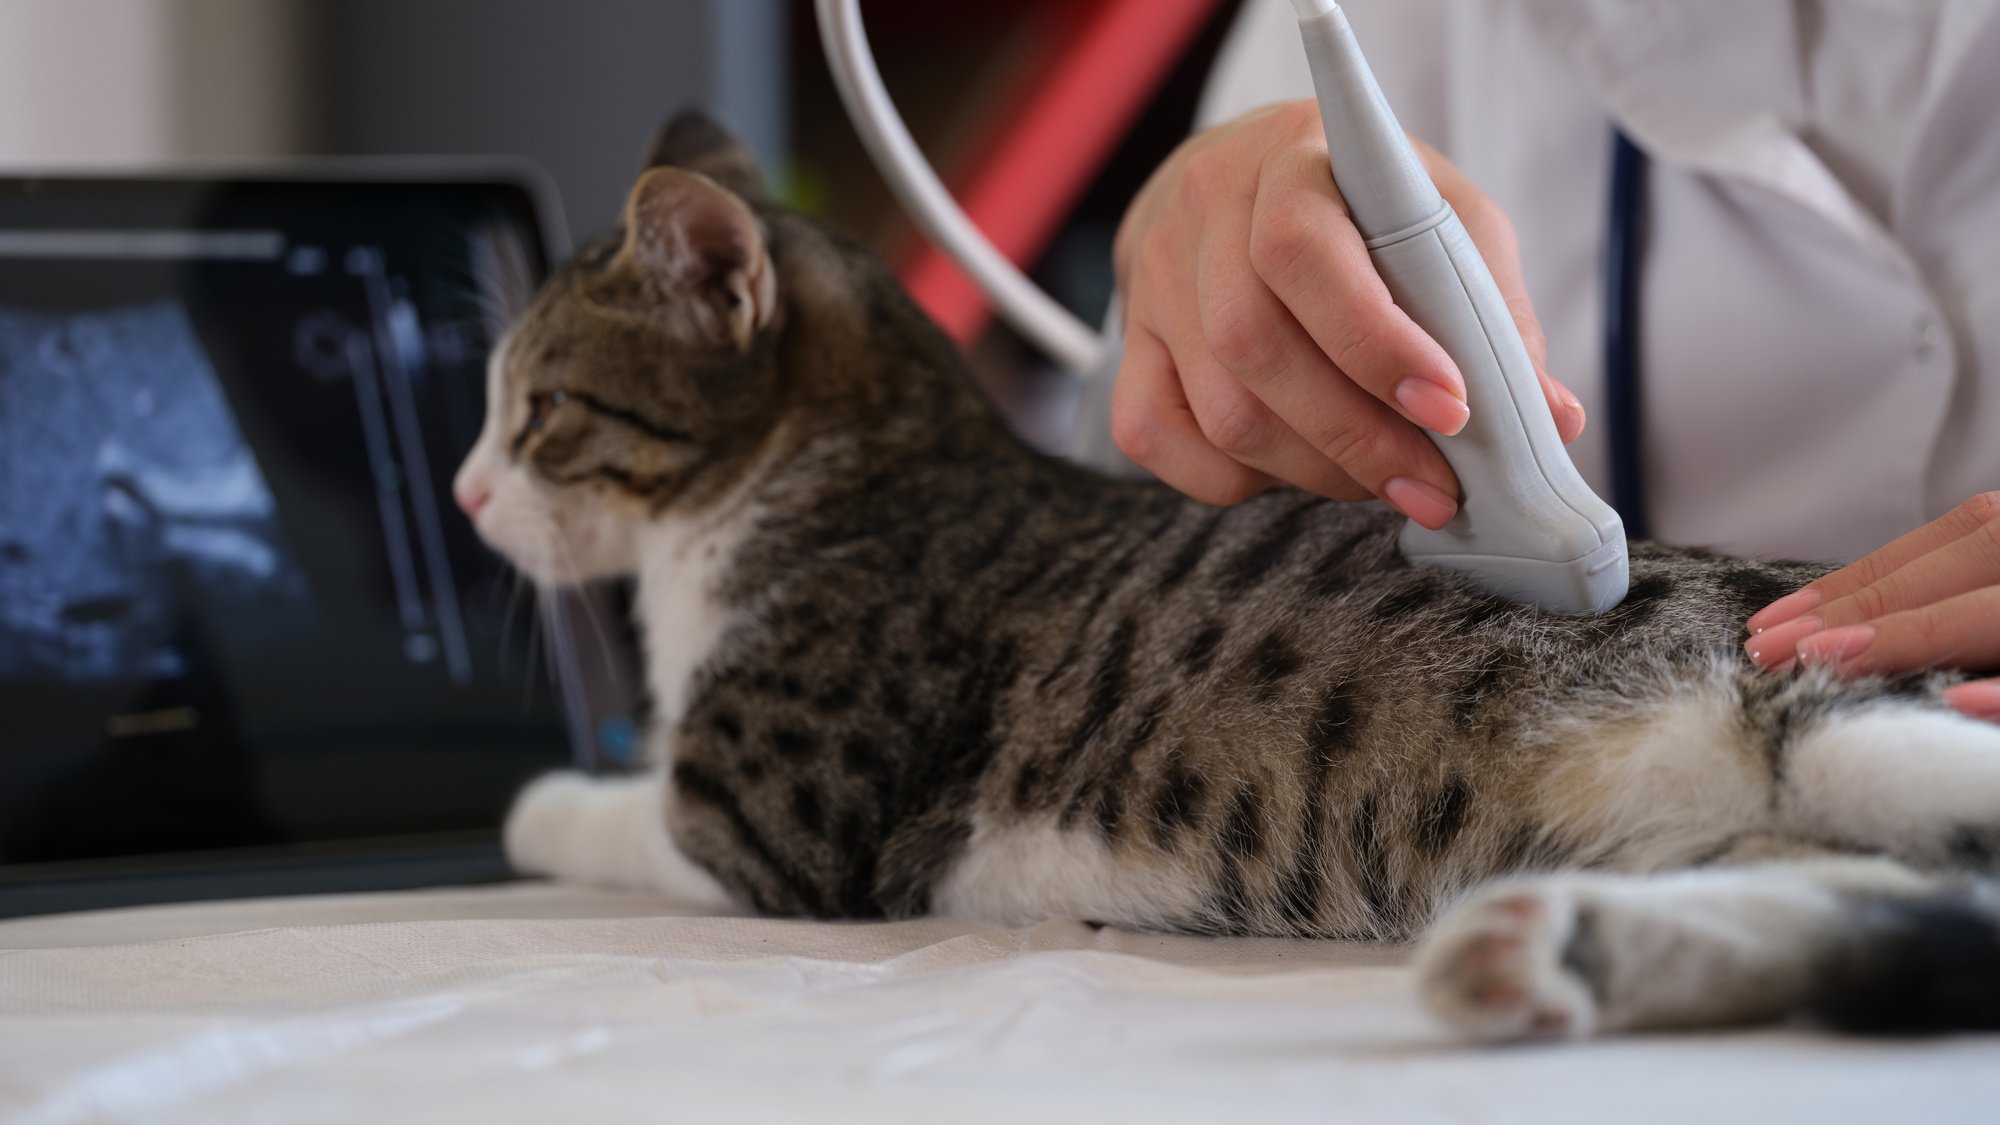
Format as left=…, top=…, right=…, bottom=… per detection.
left=711, top=711, right=743, bottom=743
left=1149, top=759, right=1206, bottom=848
left=1875, top=673, right=1938, bottom=702
left=1763, top=694, right=1804, bottom=788
left=840, top=735, right=884, bottom=776
left=1717, top=566, right=1800, bottom=620
left=1222, top=500, right=1312, bottom=593
left=770, top=727, right=815, bottom=760
left=1157, top=510, right=1225, bottom=591
left=1274, top=785, right=1329, bottom=931
left=924, top=637, right=967, bottom=667
left=1125, top=694, right=1171, bottom=753
left=1274, top=683, right=1356, bottom=932
left=790, top=782, right=826, bottom=838
left=878, top=677, right=912, bottom=723
left=813, top=681, right=859, bottom=713
left=833, top=811, right=876, bottom=916
left=1452, top=653, right=1513, bottom=729
left=1369, top=578, right=1439, bottom=621
left=1418, top=778, right=1474, bottom=858
left=1012, top=760, right=1048, bottom=812
left=1238, top=633, right=1302, bottom=700
left=1309, top=530, right=1376, bottom=599
left=1307, top=685, right=1365, bottom=765
left=1211, top=786, right=1268, bottom=930
left=958, top=505, right=1029, bottom=577
left=1348, top=794, right=1395, bottom=929
left=1093, top=788, right=1126, bottom=838
left=1602, top=572, right=1676, bottom=629
left=1057, top=617, right=1139, bottom=769
left=1179, top=621, right=1227, bottom=675
left=1097, top=502, right=1187, bottom=587
left=1221, top=786, right=1266, bottom=860
left=1028, top=556, right=1096, bottom=603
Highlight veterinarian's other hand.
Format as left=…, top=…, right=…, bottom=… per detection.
left=1745, top=492, right=2000, bottom=721
left=1110, top=99, right=1584, bottom=527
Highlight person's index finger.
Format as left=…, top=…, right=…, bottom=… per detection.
left=1247, top=146, right=1464, bottom=409
left=1809, top=500, right=1997, bottom=605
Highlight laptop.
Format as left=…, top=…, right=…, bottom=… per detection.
left=0, top=165, right=645, bottom=918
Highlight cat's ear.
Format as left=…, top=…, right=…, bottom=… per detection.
left=621, top=166, right=777, bottom=351
left=644, top=108, right=765, bottom=201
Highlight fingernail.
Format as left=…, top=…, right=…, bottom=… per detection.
left=1944, top=682, right=2000, bottom=721
left=1744, top=615, right=1825, bottom=671
left=1385, top=476, right=1458, bottom=531
left=1565, top=392, right=1587, bottom=439
left=1794, top=624, right=1875, bottom=669
left=1395, top=378, right=1470, bottom=437
left=1558, top=400, right=1586, bottom=443
left=1746, top=587, right=1822, bottom=634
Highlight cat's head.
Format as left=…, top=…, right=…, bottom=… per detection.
left=452, top=110, right=789, bottom=585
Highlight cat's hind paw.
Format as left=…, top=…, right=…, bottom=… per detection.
left=1414, top=884, right=1599, bottom=1042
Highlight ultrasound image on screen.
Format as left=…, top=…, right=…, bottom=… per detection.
left=0, top=301, right=316, bottom=683
left=0, top=178, right=585, bottom=867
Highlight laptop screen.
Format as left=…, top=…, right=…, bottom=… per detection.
left=0, top=173, right=593, bottom=878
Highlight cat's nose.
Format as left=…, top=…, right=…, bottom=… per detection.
left=454, top=476, right=492, bottom=520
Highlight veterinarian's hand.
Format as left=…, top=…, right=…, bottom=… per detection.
left=1110, top=99, right=1585, bottom=528
left=1745, top=492, right=2000, bottom=721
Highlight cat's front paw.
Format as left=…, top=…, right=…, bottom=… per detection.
left=502, top=770, right=596, bottom=878
left=1415, top=884, right=1599, bottom=1041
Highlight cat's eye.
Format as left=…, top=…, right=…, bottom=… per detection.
left=525, top=390, right=568, bottom=433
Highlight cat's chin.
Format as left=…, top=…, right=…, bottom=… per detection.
left=473, top=514, right=634, bottom=589
left=487, top=544, right=631, bottom=590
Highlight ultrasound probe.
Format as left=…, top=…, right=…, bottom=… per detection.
left=817, top=0, right=1629, bottom=613
left=1290, top=0, right=1627, bottom=612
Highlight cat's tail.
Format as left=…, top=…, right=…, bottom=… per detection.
left=1808, top=887, right=2000, bottom=1033
left=504, top=770, right=739, bottom=910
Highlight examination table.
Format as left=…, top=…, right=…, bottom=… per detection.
left=1, top=883, right=1991, bottom=1122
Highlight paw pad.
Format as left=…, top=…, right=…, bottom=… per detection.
left=1414, top=887, right=1598, bottom=1041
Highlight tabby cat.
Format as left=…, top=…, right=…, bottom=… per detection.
left=453, top=111, right=2000, bottom=1041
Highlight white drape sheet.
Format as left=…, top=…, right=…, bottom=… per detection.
left=0, top=883, right=1991, bottom=1123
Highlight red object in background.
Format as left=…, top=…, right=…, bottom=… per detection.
left=899, top=0, right=1225, bottom=351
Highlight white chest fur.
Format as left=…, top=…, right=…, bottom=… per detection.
left=632, top=502, right=758, bottom=748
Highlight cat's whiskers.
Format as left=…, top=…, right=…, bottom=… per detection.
left=520, top=590, right=545, bottom=715
left=497, top=565, right=533, bottom=677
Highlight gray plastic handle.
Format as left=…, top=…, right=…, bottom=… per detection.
left=1298, top=4, right=1628, bottom=613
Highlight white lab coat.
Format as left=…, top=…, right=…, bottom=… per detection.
left=1086, top=0, right=2000, bottom=564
